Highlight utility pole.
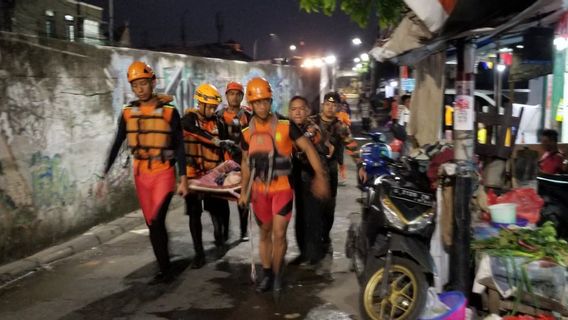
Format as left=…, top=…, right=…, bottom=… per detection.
left=109, top=0, right=114, bottom=43
left=215, top=12, right=223, bottom=44
left=76, top=1, right=82, bottom=41
left=180, top=11, right=186, bottom=47
left=449, top=38, right=475, bottom=296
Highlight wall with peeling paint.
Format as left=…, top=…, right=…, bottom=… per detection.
left=0, top=32, right=303, bottom=265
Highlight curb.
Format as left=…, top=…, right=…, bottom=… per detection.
left=0, top=208, right=156, bottom=287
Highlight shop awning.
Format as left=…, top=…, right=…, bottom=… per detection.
left=371, top=0, right=564, bottom=65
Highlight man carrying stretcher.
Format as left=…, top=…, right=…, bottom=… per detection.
left=181, top=83, right=235, bottom=269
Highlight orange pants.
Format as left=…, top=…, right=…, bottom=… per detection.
left=134, top=167, right=175, bottom=225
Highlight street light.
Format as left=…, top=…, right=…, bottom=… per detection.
left=353, top=57, right=361, bottom=63
left=360, top=53, right=370, bottom=62
left=324, top=55, right=336, bottom=64
left=289, top=44, right=297, bottom=51
left=301, top=57, right=326, bottom=69
left=352, top=37, right=362, bottom=45
left=253, top=33, right=278, bottom=60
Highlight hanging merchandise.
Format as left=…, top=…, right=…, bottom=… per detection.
left=454, top=80, right=474, bottom=130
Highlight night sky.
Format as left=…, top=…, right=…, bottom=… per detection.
left=84, top=0, right=377, bottom=62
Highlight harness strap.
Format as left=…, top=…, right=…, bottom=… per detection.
left=243, top=167, right=257, bottom=283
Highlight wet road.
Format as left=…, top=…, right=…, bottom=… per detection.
left=0, top=164, right=362, bottom=320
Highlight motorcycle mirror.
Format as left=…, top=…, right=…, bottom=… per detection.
left=364, top=131, right=387, bottom=143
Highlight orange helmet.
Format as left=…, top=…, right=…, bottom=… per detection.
left=226, top=81, right=244, bottom=93
left=246, top=77, right=272, bottom=103
left=127, top=61, right=155, bottom=83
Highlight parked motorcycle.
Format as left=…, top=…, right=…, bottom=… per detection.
left=537, top=173, right=568, bottom=239
left=346, top=151, right=436, bottom=320
left=359, top=131, right=393, bottom=178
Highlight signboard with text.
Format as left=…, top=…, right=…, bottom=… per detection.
left=454, top=80, right=474, bottom=130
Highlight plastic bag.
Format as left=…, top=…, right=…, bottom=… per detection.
left=486, top=188, right=544, bottom=223
left=419, top=288, right=450, bottom=319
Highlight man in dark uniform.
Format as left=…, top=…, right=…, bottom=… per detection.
left=311, top=92, right=367, bottom=252
left=288, top=96, right=332, bottom=265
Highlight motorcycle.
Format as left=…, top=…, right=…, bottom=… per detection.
left=537, top=173, right=568, bottom=239
left=346, top=148, right=436, bottom=319
left=358, top=131, right=394, bottom=178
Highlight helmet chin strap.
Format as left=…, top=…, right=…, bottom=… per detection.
left=251, top=99, right=273, bottom=118
left=198, top=106, right=216, bottom=119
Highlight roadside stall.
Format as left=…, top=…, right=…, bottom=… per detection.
left=366, top=0, right=567, bottom=319
left=472, top=222, right=568, bottom=317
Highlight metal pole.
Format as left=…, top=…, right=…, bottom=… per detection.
left=109, top=0, right=114, bottom=43
left=76, top=2, right=80, bottom=41
left=449, top=38, right=475, bottom=296
left=253, top=39, right=258, bottom=60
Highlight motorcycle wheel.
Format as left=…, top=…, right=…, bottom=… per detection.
left=359, top=256, right=428, bottom=320
left=346, top=215, right=367, bottom=285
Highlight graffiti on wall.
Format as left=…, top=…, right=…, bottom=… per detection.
left=30, top=152, right=77, bottom=208
left=108, top=51, right=302, bottom=117
left=0, top=32, right=303, bottom=264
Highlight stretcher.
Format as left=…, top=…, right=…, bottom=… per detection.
left=189, top=160, right=257, bottom=282
left=188, top=160, right=242, bottom=200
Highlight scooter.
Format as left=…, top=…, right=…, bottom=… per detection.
left=346, top=151, right=436, bottom=320
left=358, top=131, right=394, bottom=178
left=537, top=173, right=568, bottom=239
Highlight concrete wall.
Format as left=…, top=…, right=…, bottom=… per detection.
left=0, top=32, right=303, bottom=265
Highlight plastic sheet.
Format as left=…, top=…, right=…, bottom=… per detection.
left=487, top=188, right=544, bottom=223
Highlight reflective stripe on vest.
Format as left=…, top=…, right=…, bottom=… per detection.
left=123, top=105, right=174, bottom=160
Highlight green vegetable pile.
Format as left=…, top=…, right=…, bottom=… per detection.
left=472, top=222, right=568, bottom=266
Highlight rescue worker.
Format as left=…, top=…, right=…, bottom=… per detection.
left=97, top=61, right=188, bottom=284
left=311, top=91, right=367, bottom=253
left=182, top=83, right=232, bottom=269
left=217, top=81, right=252, bottom=241
left=238, top=77, right=329, bottom=294
left=288, top=96, right=331, bottom=265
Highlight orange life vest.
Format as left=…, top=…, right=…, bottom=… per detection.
left=218, top=106, right=250, bottom=141
left=184, top=110, right=224, bottom=178
left=123, top=104, right=175, bottom=162
left=243, top=115, right=293, bottom=193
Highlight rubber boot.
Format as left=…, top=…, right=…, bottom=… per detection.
left=273, top=273, right=283, bottom=299
left=256, top=268, right=273, bottom=293
left=191, top=250, right=206, bottom=269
